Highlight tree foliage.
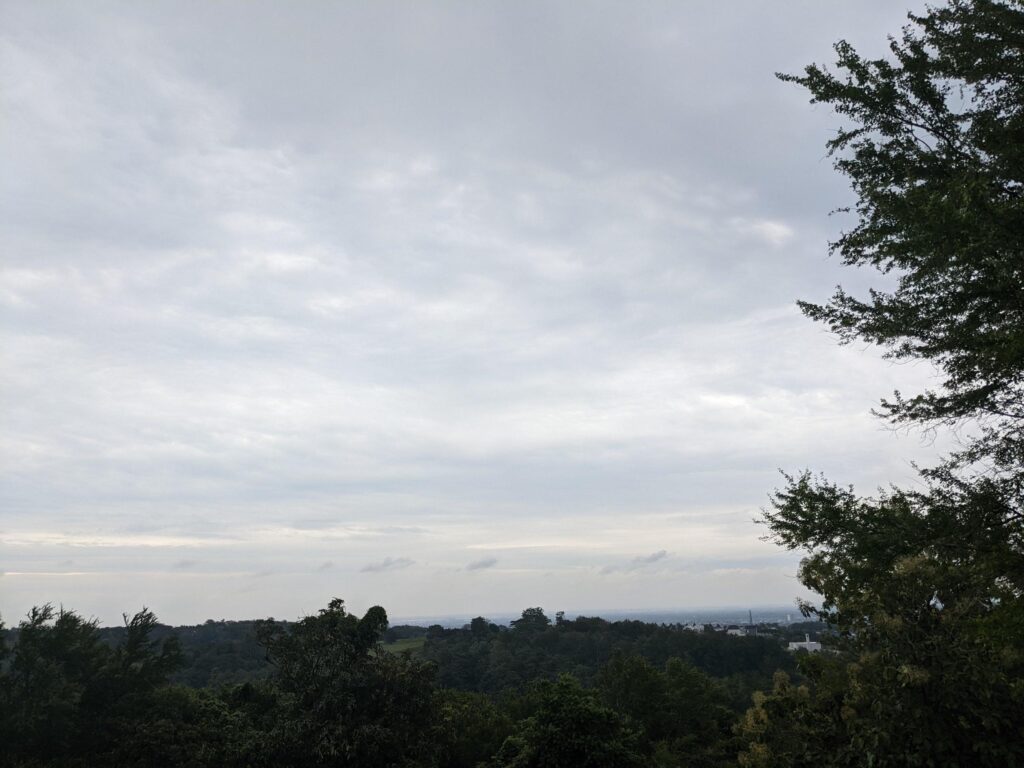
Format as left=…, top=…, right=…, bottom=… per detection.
left=0, top=605, right=204, bottom=768
left=780, top=0, right=1024, bottom=437
left=420, top=610, right=793, bottom=700
left=597, top=653, right=736, bottom=767
left=489, top=675, right=647, bottom=768
left=254, top=598, right=437, bottom=767
left=510, top=608, right=551, bottom=633
left=1, top=600, right=769, bottom=766
left=749, top=1, right=1024, bottom=764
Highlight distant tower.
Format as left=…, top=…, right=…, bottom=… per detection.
left=748, top=609, right=753, bottom=626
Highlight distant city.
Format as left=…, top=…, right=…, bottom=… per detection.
left=393, top=606, right=809, bottom=629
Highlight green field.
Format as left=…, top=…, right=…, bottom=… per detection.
left=382, top=636, right=426, bottom=654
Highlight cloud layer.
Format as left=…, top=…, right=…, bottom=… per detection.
left=0, top=1, right=942, bottom=625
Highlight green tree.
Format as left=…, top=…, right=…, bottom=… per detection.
left=86, top=609, right=183, bottom=711
left=254, top=598, right=438, bottom=767
left=597, top=654, right=735, bottom=767
left=745, top=1, right=1024, bottom=765
left=470, top=616, right=498, bottom=639
left=101, top=685, right=254, bottom=768
left=0, top=605, right=193, bottom=768
left=490, top=674, right=646, bottom=768
left=510, top=608, right=551, bottom=633
left=0, top=605, right=110, bottom=764
left=780, top=0, right=1024, bottom=443
left=435, top=689, right=514, bottom=768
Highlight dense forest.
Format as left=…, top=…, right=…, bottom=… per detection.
left=2, top=0, right=1022, bottom=764
left=0, top=600, right=820, bottom=767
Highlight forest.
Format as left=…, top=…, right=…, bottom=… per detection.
left=0, top=601, right=821, bottom=767
left=2, top=0, right=1022, bottom=764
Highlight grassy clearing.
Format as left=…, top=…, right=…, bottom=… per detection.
left=382, top=636, right=426, bottom=654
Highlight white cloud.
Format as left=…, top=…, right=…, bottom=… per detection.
left=0, top=0, right=941, bottom=624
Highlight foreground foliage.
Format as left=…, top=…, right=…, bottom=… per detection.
left=0, top=602, right=793, bottom=767
left=0, top=601, right=429, bottom=767
left=742, top=1, right=1024, bottom=765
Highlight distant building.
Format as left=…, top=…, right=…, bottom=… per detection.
left=726, top=622, right=757, bottom=637
left=788, top=634, right=822, bottom=652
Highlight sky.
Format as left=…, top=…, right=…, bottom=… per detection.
left=0, top=0, right=946, bottom=626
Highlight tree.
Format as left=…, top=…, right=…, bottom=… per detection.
left=0, top=605, right=110, bottom=763
left=87, top=609, right=183, bottom=709
left=510, top=608, right=551, bottom=633
left=489, top=675, right=646, bottom=768
left=100, top=685, right=253, bottom=768
left=254, top=598, right=438, bottom=767
left=746, top=2, right=1024, bottom=765
left=779, top=0, right=1024, bottom=445
left=0, top=605, right=193, bottom=768
left=470, top=616, right=498, bottom=639
left=435, top=689, right=514, bottom=768
left=597, top=654, right=734, bottom=767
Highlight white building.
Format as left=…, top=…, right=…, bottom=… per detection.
left=787, top=634, right=822, bottom=652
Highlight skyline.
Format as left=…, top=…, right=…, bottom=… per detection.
left=0, top=1, right=951, bottom=625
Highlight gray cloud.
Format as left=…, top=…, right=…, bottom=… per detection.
left=0, top=0, right=945, bottom=624
left=466, top=557, right=498, bottom=571
left=633, top=550, right=669, bottom=566
left=601, top=549, right=671, bottom=575
left=361, top=557, right=415, bottom=574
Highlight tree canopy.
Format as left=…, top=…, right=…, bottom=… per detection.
left=780, top=0, right=1024, bottom=438
left=0, top=600, right=794, bottom=767
left=748, top=2, right=1024, bottom=765
left=253, top=598, right=437, bottom=767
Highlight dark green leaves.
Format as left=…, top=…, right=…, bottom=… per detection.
left=750, top=3, right=1024, bottom=764
left=781, top=0, right=1024, bottom=430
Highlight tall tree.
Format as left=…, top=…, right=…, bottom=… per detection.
left=254, top=598, right=438, bottom=767
left=744, top=2, right=1024, bottom=765
left=780, top=0, right=1024, bottom=444
left=510, top=608, right=552, bottom=633
left=0, top=605, right=194, bottom=768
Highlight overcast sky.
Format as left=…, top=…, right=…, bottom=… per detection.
left=1, top=0, right=945, bottom=626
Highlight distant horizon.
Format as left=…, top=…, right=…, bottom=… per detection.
left=8, top=602, right=817, bottom=631
left=389, top=604, right=815, bottom=629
